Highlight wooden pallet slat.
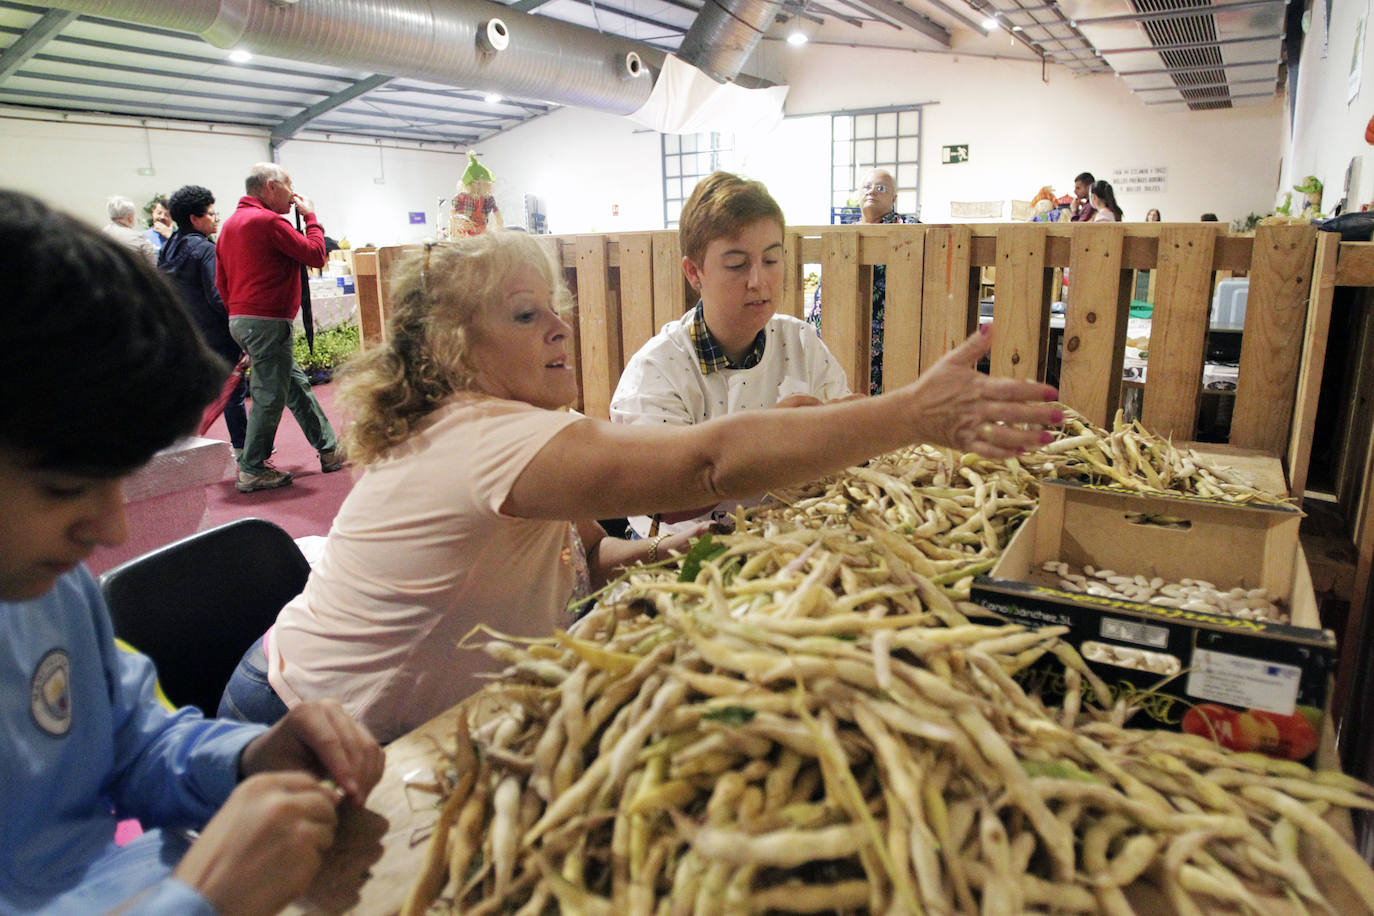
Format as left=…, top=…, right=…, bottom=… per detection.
left=781, top=227, right=806, bottom=320
left=574, top=235, right=620, bottom=420
left=1230, top=224, right=1319, bottom=454
left=618, top=232, right=656, bottom=359
left=991, top=224, right=1050, bottom=380
left=1288, top=231, right=1340, bottom=498
left=1142, top=225, right=1216, bottom=440
left=820, top=229, right=869, bottom=393
left=353, top=249, right=383, bottom=348
left=651, top=231, right=686, bottom=331
left=882, top=227, right=925, bottom=388
left=921, top=226, right=976, bottom=370
left=375, top=245, right=414, bottom=339
left=1059, top=224, right=1128, bottom=427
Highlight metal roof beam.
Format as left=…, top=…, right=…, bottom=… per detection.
left=342, top=93, right=527, bottom=121
left=842, top=0, right=951, bottom=45
left=1143, top=91, right=1275, bottom=105
left=1091, top=33, right=1282, bottom=55
left=270, top=73, right=394, bottom=149
left=13, top=68, right=310, bottom=108
left=557, top=0, right=689, bottom=32
left=0, top=25, right=359, bottom=82
left=0, top=85, right=278, bottom=122
left=382, top=82, right=553, bottom=113
left=31, top=51, right=335, bottom=97
left=0, top=8, right=77, bottom=83
left=1133, top=76, right=1275, bottom=92
left=308, top=119, right=478, bottom=143
left=1117, top=59, right=1276, bottom=75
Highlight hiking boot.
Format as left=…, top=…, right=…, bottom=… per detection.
left=319, top=448, right=346, bottom=473
left=236, top=467, right=293, bottom=493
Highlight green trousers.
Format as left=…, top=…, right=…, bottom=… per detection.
left=229, top=317, right=337, bottom=475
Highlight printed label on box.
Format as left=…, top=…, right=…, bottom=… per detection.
left=1100, top=616, right=1170, bottom=648
left=1186, top=648, right=1301, bottom=715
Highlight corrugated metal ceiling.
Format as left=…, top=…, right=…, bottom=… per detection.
left=0, top=0, right=1288, bottom=148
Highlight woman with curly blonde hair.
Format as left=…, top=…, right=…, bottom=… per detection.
left=221, top=229, right=1063, bottom=743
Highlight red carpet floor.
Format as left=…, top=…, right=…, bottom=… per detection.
left=201, top=382, right=357, bottom=539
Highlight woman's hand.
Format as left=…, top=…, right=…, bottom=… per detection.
left=901, top=325, right=1062, bottom=458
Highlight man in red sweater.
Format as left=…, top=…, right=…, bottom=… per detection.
left=217, top=163, right=344, bottom=492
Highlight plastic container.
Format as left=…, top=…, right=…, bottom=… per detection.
left=1211, top=278, right=1249, bottom=329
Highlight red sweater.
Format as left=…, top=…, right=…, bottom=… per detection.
left=216, top=195, right=327, bottom=320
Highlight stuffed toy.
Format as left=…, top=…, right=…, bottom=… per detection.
left=1030, top=186, right=1056, bottom=209
left=1293, top=175, right=1323, bottom=216
left=450, top=151, right=503, bottom=238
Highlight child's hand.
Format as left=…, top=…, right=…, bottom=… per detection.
left=173, top=772, right=339, bottom=916
left=238, top=699, right=384, bottom=808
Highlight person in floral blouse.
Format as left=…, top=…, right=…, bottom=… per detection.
left=808, top=167, right=919, bottom=395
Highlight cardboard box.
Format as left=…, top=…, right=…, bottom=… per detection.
left=971, top=480, right=1336, bottom=761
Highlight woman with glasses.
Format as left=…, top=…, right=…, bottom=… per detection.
left=159, top=185, right=247, bottom=457
left=219, top=228, right=1063, bottom=744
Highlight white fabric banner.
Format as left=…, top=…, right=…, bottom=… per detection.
left=628, top=54, right=789, bottom=136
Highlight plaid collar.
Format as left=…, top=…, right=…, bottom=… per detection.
left=690, top=302, right=766, bottom=374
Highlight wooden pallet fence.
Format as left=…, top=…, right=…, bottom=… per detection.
left=359, top=224, right=1323, bottom=480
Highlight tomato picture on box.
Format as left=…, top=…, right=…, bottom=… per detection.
left=1181, top=703, right=1321, bottom=760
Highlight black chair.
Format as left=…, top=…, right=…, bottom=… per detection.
left=98, top=518, right=310, bottom=716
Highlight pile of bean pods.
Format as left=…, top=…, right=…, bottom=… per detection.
left=401, top=423, right=1372, bottom=914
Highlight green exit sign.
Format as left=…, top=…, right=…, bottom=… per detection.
left=941, top=144, right=970, bottom=164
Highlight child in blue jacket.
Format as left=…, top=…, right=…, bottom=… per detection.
left=0, top=189, right=383, bottom=915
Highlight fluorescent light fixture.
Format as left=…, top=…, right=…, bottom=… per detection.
left=981, top=15, right=998, bottom=29
left=1011, top=24, right=1022, bottom=31
left=787, top=29, right=809, bottom=46
left=228, top=48, right=252, bottom=63
left=484, top=92, right=503, bottom=104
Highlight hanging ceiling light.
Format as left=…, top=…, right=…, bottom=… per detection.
left=787, top=3, right=811, bottom=47
left=484, top=92, right=503, bottom=104
left=981, top=14, right=998, bottom=30
left=227, top=49, right=252, bottom=63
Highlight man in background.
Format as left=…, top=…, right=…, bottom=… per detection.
left=216, top=162, right=343, bottom=493
left=160, top=184, right=248, bottom=460
left=1069, top=171, right=1097, bottom=222
left=809, top=167, right=919, bottom=395
left=101, top=195, right=157, bottom=267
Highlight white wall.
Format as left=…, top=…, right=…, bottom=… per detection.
left=480, top=46, right=1285, bottom=231
left=1283, top=0, right=1374, bottom=214
left=480, top=109, right=663, bottom=235
left=0, top=110, right=470, bottom=244
left=776, top=47, right=1285, bottom=227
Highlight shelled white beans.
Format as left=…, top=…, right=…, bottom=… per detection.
left=1039, top=560, right=1289, bottom=624
left=1080, top=640, right=1181, bottom=675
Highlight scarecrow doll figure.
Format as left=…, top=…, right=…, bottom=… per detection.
left=450, top=151, right=503, bottom=238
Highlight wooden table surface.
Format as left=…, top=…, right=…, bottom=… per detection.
left=289, top=448, right=1370, bottom=915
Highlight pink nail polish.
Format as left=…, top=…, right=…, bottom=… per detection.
left=1043, top=387, right=1059, bottom=401
left=979, top=323, right=992, bottom=336
left=1051, top=410, right=1066, bottom=423
left=1040, top=431, right=1054, bottom=444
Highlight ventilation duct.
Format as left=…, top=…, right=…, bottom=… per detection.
left=51, top=0, right=662, bottom=115
left=676, top=0, right=785, bottom=83
left=1060, top=0, right=1284, bottom=111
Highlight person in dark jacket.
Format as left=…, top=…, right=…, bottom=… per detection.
left=160, top=185, right=248, bottom=457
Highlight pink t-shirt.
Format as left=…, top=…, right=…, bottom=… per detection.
left=268, top=395, right=583, bottom=743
